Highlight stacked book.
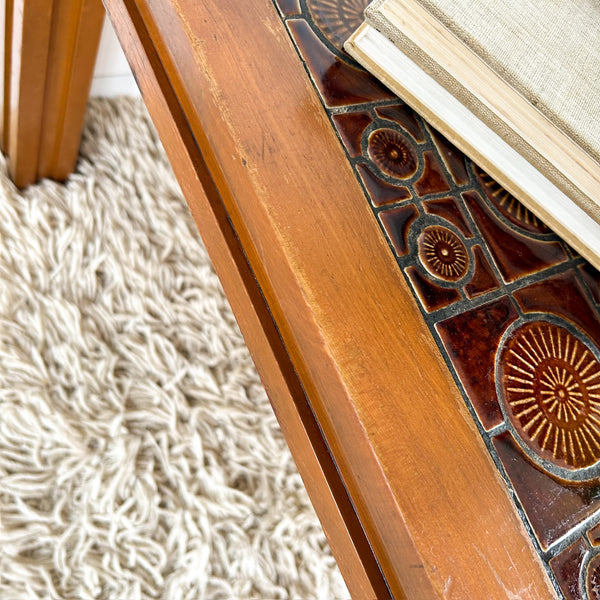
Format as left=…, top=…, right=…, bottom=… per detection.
left=345, top=0, right=600, bottom=268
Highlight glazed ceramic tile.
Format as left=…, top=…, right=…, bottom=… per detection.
left=406, top=266, right=462, bottom=312
left=464, top=245, right=500, bottom=299
left=463, top=191, right=568, bottom=282
left=413, top=151, right=451, bottom=196
left=304, top=0, right=368, bottom=52
left=474, top=165, right=552, bottom=236
left=375, top=103, right=426, bottom=143
left=332, top=111, right=373, bottom=157
left=513, top=271, right=600, bottom=347
left=428, top=128, right=469, bottom=186
left=437, top=297, right=518, bottom=429
left=422, top=197, right=473, bottom=238
left=580, top=263, right=600, bottom=305
left=286, top=19, right=395, bottom=107
left=356, top=163, right=411, bottom=207
left=588, top=523, right=600, bottom=547
left=493, top=432, right=600, bottom=550
left=367, top=128, right=419, bottom=180
left=273, top=0, right=302, bottom=16
left=378, top=204, right=418, bottom=257
left=549, top=539, right=587, bottom=600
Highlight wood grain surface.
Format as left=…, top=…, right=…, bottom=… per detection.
left=0, top=0, right=13, bottom=150
left=7, top=0, right=54, bottom=186
left=1, top=0, right=103, bottom=186
left=38, top=0, right=104, bottom=179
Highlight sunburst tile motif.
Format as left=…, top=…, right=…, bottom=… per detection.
left=499, top=321, right=600, bottom=472
left=418, top=226, right=469, bottom=282
left=368, top=128, right=418, bottom=179
left=586, top=554, right=600, bottom=600
left=475, top=165, right=551, bottom=235
left=306, top=0, right=369, bottom=51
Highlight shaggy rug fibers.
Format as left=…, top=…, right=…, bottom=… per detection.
left=0, top=98, right=347, bottom=600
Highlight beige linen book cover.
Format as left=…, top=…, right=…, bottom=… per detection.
left=345, top=0, right=600, bottom=269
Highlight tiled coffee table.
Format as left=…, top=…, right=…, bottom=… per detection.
left=5, top=0, right=600, bottom=598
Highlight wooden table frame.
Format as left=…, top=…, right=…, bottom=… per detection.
left=0, top=1, right=559, bottom=598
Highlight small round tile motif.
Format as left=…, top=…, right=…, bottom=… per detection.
left=418, top=226, right=469, bottom=282
left=367, top=129, right=418, bottom=179
left=306, top=0, right=369, bottom=51
left=498, top=320, right=600, bottom=472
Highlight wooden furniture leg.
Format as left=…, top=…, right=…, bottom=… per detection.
left=1, top=0, right=104, bottom=187
left=0, top=0, right=12, bottom=150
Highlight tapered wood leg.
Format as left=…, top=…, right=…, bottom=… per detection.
left=38, top=0, right=105, bottom=180
left=0, top=0, right=12, bottom=150
left=1, top=0, right=104, bottom=187
left=6, top=0, right=54, bottom=186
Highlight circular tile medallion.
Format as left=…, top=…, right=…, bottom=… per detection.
left=498, top=319, right=600, bottom=474
left=474, top=165, right=551, bottom=235
left=367, top=128, right=418, bottom=179
left=417, top=226, right=469, bottom=282
left=306, top=0, right=369, bottom=51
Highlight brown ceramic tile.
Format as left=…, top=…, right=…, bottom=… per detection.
left=549, top=538, right=587, bottom=600
left=356, top=163, right=411, bottom=207
left=463, top=191, right=567, bottom=282
left=513, top=270, right=600, bottom=349
left=375, top=104, right=426, bottom=143
left=497, top=319, right=600, bottom=472
left=378, top=204, right=418, bottom=257
left=331, top=111, right=373, bottom=157
left=493, top=431, right=600, bottom=550
left=305, top=0, right=369, bottom=52
left=580, top=263, right=600, bottom=304
left=405, top=266, right=461, bottom=312
left=414, top=151, right=452, bottom=196
left=367, top=128, right=419, bottom=180
left=417, top=226, right=469, bottom=282
left=464, top=245, right=500, bottom=299
left=273, top=0, right=301, bottom=16
left=428, top=127, right=469, bottom=186
left=474, top=165, right=552, bottom=236
left=423, top=196, right=473, bottom=237
left=588, top=523, right=600, bottom=547
left=287, top=20, right=395, bottom=107
left=436, top=296, right=518, bottom=429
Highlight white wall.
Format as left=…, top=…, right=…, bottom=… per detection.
left=90, top=17, right=140, bottom=97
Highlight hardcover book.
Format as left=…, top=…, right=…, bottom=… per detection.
left=345, top=0, right=600, bottom=268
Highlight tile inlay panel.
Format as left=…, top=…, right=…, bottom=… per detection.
left=273, top=0, right=600, bottom=596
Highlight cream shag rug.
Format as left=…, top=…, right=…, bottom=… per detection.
left=0, top=98, right=347, bottom=600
